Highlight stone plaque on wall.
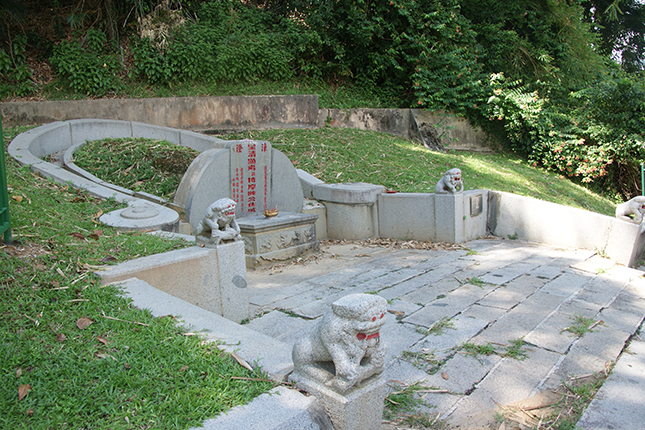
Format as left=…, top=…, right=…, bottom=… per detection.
left=470, top=194, right=483, bottom=217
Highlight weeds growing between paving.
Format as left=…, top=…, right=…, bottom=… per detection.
left=1, top=127, right=274, bottom=429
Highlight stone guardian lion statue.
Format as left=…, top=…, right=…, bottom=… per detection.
left=291, top=293, right=387, bottom=393
left=194, top=197, right=242, bottom=245
left=435, top=168, right=464, bottom=194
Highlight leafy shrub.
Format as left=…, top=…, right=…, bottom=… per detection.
left=0, top=35, right=34, bottom=98
left=485, top=72, right=645, bottom=199
left=50, top=29, right=122, bottom=97
left=133, top=0, right=294, bottom=85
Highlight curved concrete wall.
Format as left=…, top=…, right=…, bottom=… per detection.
left=7, top=119, right=228, bottom=231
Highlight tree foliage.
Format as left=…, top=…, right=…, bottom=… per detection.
left=2, top=0, right=645, bottom=199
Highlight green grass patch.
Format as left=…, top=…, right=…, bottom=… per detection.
left=221, top=128, right=617, bottom=216
left=73, top=137, right=200, bottom=200
left=70, top=127, right=618, bottom=217
left=384, top=382, right=447, bottom=428
left=461, top=339, right=528, bottom=360
left=561, top=314, right=601, bottom=338
left=461, top=342, right=498, bottom=357
left=468, top=277, right=486, bottom=288
left=1, top=126, right=274, bottom=429
left=401, top=350, right=448, bottom=375
left=419, top=317, right=456, bottom=336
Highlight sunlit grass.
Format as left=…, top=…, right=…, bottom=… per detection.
left=223, top=128, right=617, bottom=216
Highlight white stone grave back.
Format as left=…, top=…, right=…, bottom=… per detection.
left=175, top=140, right=304, bottom=230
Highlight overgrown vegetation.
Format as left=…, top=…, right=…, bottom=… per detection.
left=2, top=0, right=645, bottom=201
left=223, top=128, right=618, bottom=215
left=73, top=137, right=199, bottom=200
left=384, top=382, right=447, bottom=428
left=0, top=126, right=274, bottom=429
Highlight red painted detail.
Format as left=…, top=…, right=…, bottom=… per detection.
left=356, top=332, right=379, bottom=341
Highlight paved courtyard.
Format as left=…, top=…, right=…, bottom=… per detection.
left=244, top=237, right=645, bottom=429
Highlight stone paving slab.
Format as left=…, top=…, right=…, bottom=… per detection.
left=479, top=261, right=542, bottom=285
left=410, top=315, right=491, bottom=358
left=577, top=336, right=645, bottom=430
left=250, top=280, right=321, bottom=308
left=575, top=274, right=630, bottom=307
left=447, top=346, right=562, bottom=428
left=473, top=291, right=565, bottom=345
left=423, top=352, right=502, bottom=395
left=238, top=239, right=645, bottom=429
left=403, top=284, right=493, bottom=328
left=524, top=299, right=601, bottom=354
left=539, top=270, right=592, bottom=297
left=397, top=278, right=462, bottom=306
left=529, top=263, right=568, bottom=280
left=264, top=285, right=343, bottom=313
left=542, top=325, right=632, bottom=390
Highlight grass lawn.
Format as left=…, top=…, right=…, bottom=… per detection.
left=0, top=126, right=274, bottom=430
left=73, top=127, right=617, bottom=217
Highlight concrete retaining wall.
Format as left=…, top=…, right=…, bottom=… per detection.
left=488, top=191, right=645, bottom=267
left=1, top=96, right=490, bottom=151
left=0, top=95, right=320, bottom=131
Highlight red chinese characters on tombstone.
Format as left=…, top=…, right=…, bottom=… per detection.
left=246, top=143, right=257, bottom=213
left=232, top=167, right=240, bottom=203
left=263, top=165, right=268, bottom=210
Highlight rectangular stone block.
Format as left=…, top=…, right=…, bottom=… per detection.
left=289, top=375, right=387, bottom=430
left=237, top=213, right=319, bottom=268
left=216, top=241, right=251, bottom=323
left=98, top=244, right=249, bottom=323
left=434, top=193, right=464, bottom=243
left=377, top=193, right=435, bottom=241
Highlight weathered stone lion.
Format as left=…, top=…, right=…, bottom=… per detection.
left=435, top=168, right=463, bottom=194
left=194, top=197, right=242, bottom=245
left=291, top=293, right=387, bottom=393
left=616, top=196, right=645, bottom=224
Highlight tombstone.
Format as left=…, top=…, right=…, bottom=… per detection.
left=290, top=293, right=388, bottom=430
left=175, top=140, right=319, bottom=267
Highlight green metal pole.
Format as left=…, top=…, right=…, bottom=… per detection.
left=642, top=163, right=644, bottom=196
left=0, top=114, right=12, bottom=244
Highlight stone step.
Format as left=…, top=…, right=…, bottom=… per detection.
left=192, top=386, right=332, bottom=430
left=112, top=277, right=293, bottom=381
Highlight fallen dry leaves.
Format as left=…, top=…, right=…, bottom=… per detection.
left=18, top=384, right=31, bottom=401
left=76, top=317, right=93, bottom=330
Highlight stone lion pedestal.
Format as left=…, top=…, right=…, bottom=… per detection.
left=289, top=373, right=387, bottom=430
left=289, top=293, right=388, bottom=430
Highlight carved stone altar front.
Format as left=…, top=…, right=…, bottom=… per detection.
left=237, top=213, right=319, bottom=268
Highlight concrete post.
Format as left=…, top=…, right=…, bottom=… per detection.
left=434, top=193, right=464, bottom=243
